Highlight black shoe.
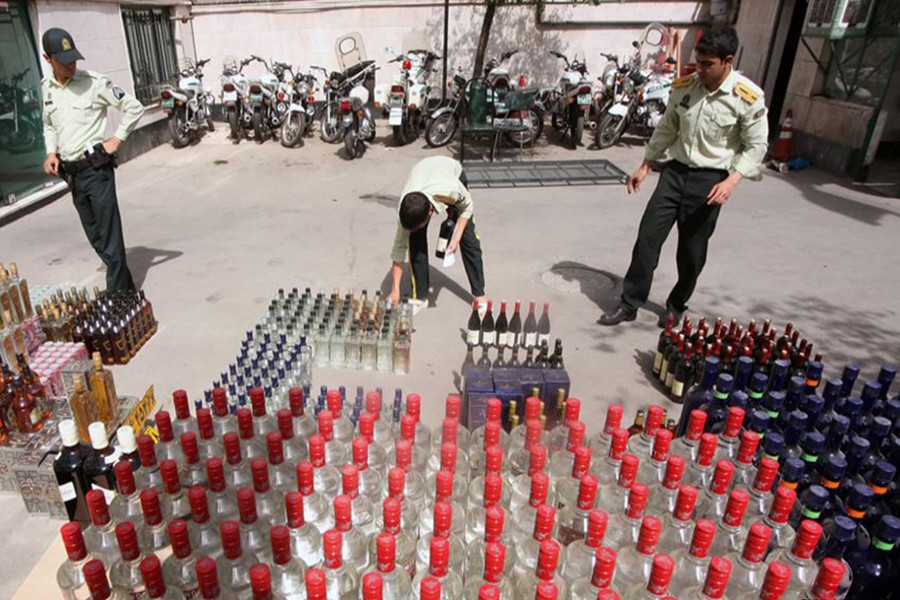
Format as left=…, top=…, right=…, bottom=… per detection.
left=657, top=309, right=683, bottom=329
left=598, top=306, right=637, bottom=326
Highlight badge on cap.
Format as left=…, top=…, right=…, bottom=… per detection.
left=61, top=38, right=72, bottom=51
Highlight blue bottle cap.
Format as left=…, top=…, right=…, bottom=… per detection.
left=789, top=410, right=809, bottom=431
left=764, top=391, right=786, bottom=413
left=771, top=359, right=790, bottom=379
left=230, top=363, right=238, bottom=375
left=212, top=380, right=221, bottom=390
left=870, top=461, right=896, bottom=488
left=871, top=416, right=892, bottom=438
left=878, top=364, right=897, bottom=386
left=800, top=431, right=825, bottom=456
left=749, top=372, right=769, bottom=394
left=845, top=435, right=870, bottom=458
left=320, top=385, right=328, bottom=396
left=749, top=410, right=770, bottom=435
left=716, top=373, right=734, bottom=393
left=706, top=356, right=721, bottom=369
left=339, top=386, right=346, bottom=400
left=822, top=378, right=842, bottom=402
left=806, top=361, right=824, bottom=381
left=764, top=432, right=785, bottom=457
left=801, top=485, right=829, bottom=512
left=820, top=455, right=848, bottom=482
left=883, top=398, right=900, bottom=422
left=801, top=395, right=825, bottom=416
left=862, top=381, right=883, bottom=406
left=780, top=457, right=805, bottom=482
left=830, top=516, right=857, bottom=544
left=737, top=356, right=754, bottom=370
left=838, top=396, right=864, bottom=418
left=876, top=515, right=900, bottom=543
left=729, top=391, right=749, bottom=410
left=788, top=377, right=806, bottom=396
left=848, top=483, right=875, bottom=511
left=830, top=414, right=851, bottom=436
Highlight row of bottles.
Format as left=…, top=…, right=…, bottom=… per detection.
left=0, top=261, right=33, bottom=326
left=463, top=338, right=567, bottom=374
left=0, top=352, right=49, bottom=439
left=69, top=352, right=121, bottom=442
left=466, top=300, right=551, bottom=350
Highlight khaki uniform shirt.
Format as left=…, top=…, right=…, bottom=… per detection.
left=644, top=69, right=768, bottom=181
left=391, top=156, right=474, bottom=263
left=42, top=69, right=145, bottom=162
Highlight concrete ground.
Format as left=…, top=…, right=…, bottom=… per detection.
left=4, top=124, right=900, bottom=597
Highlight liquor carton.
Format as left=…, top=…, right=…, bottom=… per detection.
left=463, top=365, right=494, bottom=430
left=0, top=429, right=32, bottom=493
left=491, top=368, right=525, bottom=431
left=61, top=358, right=93, bottom=397
left=13, top=449, right=64, bottom=517
left=541, top=368, right=571, bottom=430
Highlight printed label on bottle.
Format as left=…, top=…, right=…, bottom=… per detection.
left=482, top=331, right=496, bottom=346
left=537, top=333, right=549, bottom=347
left=91, top=483, right=117, bottom=504
left=466, top=329, right=481, bottom=345
left=105, top=447, right=123, bottom=464
left=129, top=589, right=148, bottom=600
left=495, top=332, right=507, bottom=347
left=665, top=371, right=675, bottom=388
left=30, top=408, right=42, bottom=425
left=524, top=332, right=537, bottom=348
left=507, top=333, right=519, bottom=348
left=183, top=586, right=201, bottom=599
left=672, top=380, right=685, bottom=398
left=436, top=238, right=449, bottom=253
left=58, top=481, right=77, bottom=503
left=653, top=352, right=663, bottom=373
left=659, top=359, right=669, bottom=381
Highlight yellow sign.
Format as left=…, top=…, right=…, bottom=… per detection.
left=123, top=385, right=157, bottom=435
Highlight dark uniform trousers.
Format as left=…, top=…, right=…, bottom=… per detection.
left=408, top=171, right=485, bottom=299
left=69, top=165, right=135, bottom=292
left=621, top=160, right=727, bottom=313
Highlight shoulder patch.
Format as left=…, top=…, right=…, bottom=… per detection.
left=735, top=83, right=759, bottom=104
left=112, top=87, right=126, bottom=100
left=673, top=75, right=695, bottom=90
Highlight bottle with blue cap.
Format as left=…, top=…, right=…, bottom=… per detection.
left=859, top=416, right=892, bottom=473
left=820, top=415, right=851, bottom=465
left=837, top=483, right=875, bottom=538
left=815, top=515, right=861, bottom=597
left=782, top=377, right=808, bottom=425
left=862, top=461, right=896, bottom=531
left=733, top=356, right=755, bottom=393
left=758, top=432, right=785, bottom=466
left=790, top=485, right=829, bottom=531
left=676, top=356, right=719, bottom=437
left=702, top=373, right=735, bottom=433
left=845, top=514, right=900, bottom=598
left=794, top=432, right=826, bottom=491
left=777, top=457, right=806, bottom=494
left=815, top=455, right=848, bottom=519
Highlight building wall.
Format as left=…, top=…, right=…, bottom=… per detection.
left=732, top=0, right=781, bottom=86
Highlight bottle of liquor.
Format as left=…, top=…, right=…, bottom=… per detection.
left=54, top=419, right=92, bottom=523
left=696, top=459, right=737, bottom=522
left=686, top=433, right=719, bottom=490
left=332, top=494, right=371, bottom=573
left=568, top=545, right=619, bottom=599
left=179, top=432, right=208, bottom=489
left=724, top=522, right=773, bottom=598
left=844, top=514, right=900, bottom=598
left=196, top=408, right=224, bottom=461
left=481, top=301, right=496, bottom=347
left=507, top=301, right=522, bottom=348
left=495, top=302, right=509, bottom=348
left=57, top=522, right=96, bottom=599
left=613, top=515, right=662, bottom=591
left=636, top=428, right=673, bottom=487
left=162, top=520, right=201, bottom=597
left=676, top=358, right=720, bottom=437
left=296, top=461, right=332, bottom=534
left=647, top=455, right=687, bottom=520
left=537, top=302, right=551, bottom=348
left=83, top=422, right=120, bottom=495
left=523, top=301, right=538, bottom=349
left=159, top=459, right=191, bottom=522
left=216, top=520, right=254, bottom=597
left=249, top=388, right=277, bottom=437
left=681, top=556, right=733, bottom=600
left=467, top=301, right=482, bottom=346
left=319, top=529, right=360, bottom=598
left=140, top=555, right=181, bottom=600
left=81, top=558, right=113, bottom=600
left=308, top=434, right=341, bottom=498
left=800, top=558, right=846, bottom=600
left=622, top=550, right=674, bottom=599
left=590, top=426, right=628, bottom=491
left=195, top=557, right=226, bottom=600
left=110, top=521, right=148, bottom=598
left=109, top=461, right=142, bottom=526
left=627, top=410, right=646, bottom=438
left=557, top=474, right=602, bottom=547
left=765, top=520, right=824, bottom=597
left=282, top=491, right=323, bottom=568
left=603, top=482, right=650, bottom=552
left=709, top=489, right=751, bottom=558
left=597, top=453, right=639, bottom=516
left=266, top=524, right=306, bottom=598
left=561, top=508, right=609, bottom=585
left=668, top=518, right=717, bottom=596
left=588, top=404, right=624, bottom=461
left=236, top=487, right=273, bottom=561
left=210, top=387, right=237, bottom=437
left=411, top=535, right=462, bottom=599
left=514, top=539, right=568, bottom=600
left=435, top=215, right=455, bottom=259
left=653, top=322, right=674, bottom=377
left=88, top=352, right=119, bottom=429
left=187, top=487, right=224, bottom=558
left=154, top=410, right=184, bottom=465
left=83, top=489, right=119, bottom=568
left=138, top=489, right=171, bottom=553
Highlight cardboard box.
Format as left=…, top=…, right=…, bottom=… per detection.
left=13, top=448, right=64, bottom=517
left=463, top=365, right=494, bottom=430
left=541, top=368, right=571, bottom=430
left=62, top=358, right=93, bottom=398
left=491, top=368, right=524, bottom=431
left=0, top=429, right=34, bottom=493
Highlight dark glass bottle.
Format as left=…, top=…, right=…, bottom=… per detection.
left=653, top=322, right=674, bottom=377
left=536, top=302, right=551, bottom=349
left=840, top=363, right=860, bottom=398
left=495, top=301, right=508, bottom=348
left=54, top=419, right=92, bottom=522
left=670, top=342, right=695, bottom=404
left=435, top=216, right=455, bottom=259
left=83, top=422, right=120, bottom=493
left=703, top=374, right=735, bottom=433
left=480, top=301, right=495, bottom=347
left=466, top=300, right=481, bottom=347
left=507, top=301, right=522, bottom=349
left=676, top=357, right=719, bottom=437
left=845, top=515, right=900, bottom=599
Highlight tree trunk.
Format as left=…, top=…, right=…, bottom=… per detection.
left=473, top=2, right=497, bottom=80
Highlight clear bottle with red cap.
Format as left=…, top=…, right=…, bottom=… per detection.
left=715, top=407, right=747, bottom=462
left=216, top=520, right=255, bottom=597
left=324, top=389, right=355, bottom=444
left=465, top=474, right=510, bottom=545
left=223, top=431, right=254, bottom=493
left=514, top=539, right=568, bottom=600
left=275, top=408, right=308, bottom=467
left=509, top=397, right=549, bottom=454
left=725, top=522, right=775, bottom=598
left=603, top=481, right=650, bottom=553
left=204, top=457, right=239, bottom=523
left=300, top=568, right=327, bottom=600
left=696, top=459, right=737, bottom=521
left=109, top=460, right=143, bottom=525
left=509, top=444, right=554, bottom=513
left=360, top=392, right=394, bottom=453
left=171, top=390, right=199, bottom=439
left=210, top=387, right=238, bottom=438
left=672, top=410, right=708, bottom=463
left=162, top=519, right=201, bottom=597
left=470, top=398, right=511, bottom=453
left=742, top=457, right=780, bottom=522
left=597, top=453, right=639, bottom=517
left=317, top=530, right=359, bottom=598
left=179, top=432, right=209, bottom=489
left=732, top=431, right=762, bottom=491
left=628, top=406, right=666, bottom=466
left=687, top=433, right=719, bottom=490
left=681, top=556, right=734, bottom=600
left=561, top=508, right=609, bottom=584
left=468, top=421, right=508, bottom=482
left=555, top=446, right=595, bottom=511
left=430, top=395, right=471, bottom=454
left=57, top=522, right=97, bottom=599
left=510, top=420, right=547, bottom=480
left=511, top=471, right=552, bottom=545
left=308, top=434, right=341, bottom=499
left=637, top=429, right=674, bottom=487
left=249, top=563, right=288, bottom=600
left=426, top=420, right=469, bottom=480
left=730, top=560, right=792, bottom=600
left=187, top=486, right=224, bottom=559
left=588, top=404, right=625, bottom=462
left=557, top=474, right=602, bottom=551
left=263, top=432, right=296, bottom=494
left=153, top=410, right=183, bottom=466
left=138, top=488, right=171, bottom=552
left=590, top=428, right=629, bottom=495
left=668, top=518, right=717, bottom=596
left=467, top=446, right=512, bottom=513
left=286, top=388, right=315, bottom=442
left=283, top=491, right=323, bottom=568
left=647, top=455, right=688, bottom=519
left=390, top=395, right=432, bottom=466
left=425, top=442, right=468, bottom=506
left=374, top=467, right=420, bottom=533
left=341, top=464, right=376, bottom=537
left=535, top=580, right=560, bottom=600
left=512, top=504, right=557, bottom=579
left=195, top=408, right=225, bottom=461
left=370, top=497, right=417, bottom=579
left=796, top=557, right=845, bottom=600
left=355, top=417, right=388, bottom=480
left=381, top=441, right=427, bottom=507
left=109, top=521, right=147, bottom=598
left=237, top=487, right=274, bottom=562
left=658, top=484, right=699, bottom=556
left=548, top=419, right=588, bottom=478
left=568, top=545, right=619, bottom=599
left=296, top=461, right=331, bottom=534
left=622, top=553, right=675, bottom=600
left=267, top=524, right=307, bottom=597
left=83, top=489, right=119, bottom=567
left=135, top=434, right=163, bottom=492
left=422, top=470, right=468, bottom=540
left=548, top=398, right=583, bottom=457
left=140, top=555, right=181, bottom=599
left=316, top=412, right=349, bottom=468
left=332, top=494, right=371, bottom=573
left=249, top=388, right=277, bottom=437
left=248, top=459, right=283, bottom=525
left=709, top=489, right=752, bottom=558
left=464, top=541, right=516, bottom=598
left=237, top=408, right=266, bottom=462
left=753, top=487, right=798, bottom=555
left=196, top=557, right=234, bottom=600
left=412, top=536, right=463, bottom=599
left=766, top=520, right=824, bottom=597
left=612, top=515, right=663, bottom=591
left=361, top=572, right=384, bottom=600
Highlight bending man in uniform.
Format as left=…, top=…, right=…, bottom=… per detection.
left=389, top=156, right=486, bottom=307
left=599, top=26, right=768, bottom=327
left=41, top=27, right=144, bottom=292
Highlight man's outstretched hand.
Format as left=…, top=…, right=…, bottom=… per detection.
left=627, top=161, right=653, bottom=194
left=707, top=172, right=742, bottom=205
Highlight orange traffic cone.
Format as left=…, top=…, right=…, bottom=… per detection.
left=769, top=109, right=795, bottom=162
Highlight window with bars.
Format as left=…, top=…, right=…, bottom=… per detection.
left=121, top=7, right=178, bottom=105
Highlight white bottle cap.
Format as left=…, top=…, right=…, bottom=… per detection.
left=89, top=422, right=109, bottom=450
left=117, top=426, right=136, bottom=453
left=59, top=420, right=79, bottom=447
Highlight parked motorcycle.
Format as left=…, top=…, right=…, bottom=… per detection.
left=280, top=68, right=318, bottom=148
left=339, top=61, right=379, bottom=159
left=160, top=59, right=215, bottom=148
left=0, top=69, right=42, bottom=153
left=592, top=52, right=634, bottom=121
left=375, top=50, right=440, bottom=145
left=245, top=56, right=285, bottom=143
left=595, top=57, right=676, bottom=149
left=541, top=51, right=594, bottom=146
left=220, top=57, right=253, bottom=143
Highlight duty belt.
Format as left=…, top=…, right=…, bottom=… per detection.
left=60, top=157, right=94, bottom=174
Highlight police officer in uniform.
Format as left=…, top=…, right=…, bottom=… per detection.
left=41, top=28, right=144, bottom=292
left=600, top=26, right=768, bottom=327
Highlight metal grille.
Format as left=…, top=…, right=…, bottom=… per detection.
left=461, top=159, right=628, bottom=188
left=121, top=7, right=178, bottom=105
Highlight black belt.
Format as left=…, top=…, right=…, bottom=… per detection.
left=670, top=160, right=729, bottom=176
left=60, top=157, right=94, bottom=174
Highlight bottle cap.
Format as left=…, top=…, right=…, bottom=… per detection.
left=525, top=396, right=542, bottom=421
left=428, top=535, right=450, bottom=577
left=766, top=486, right=796, bottom=525
left=117, top=425, right=137, bottom=453
left=686, top=410, right=708, bottom=441
left=304, top=569, right=327, bottom=599
left=484, top=445, right=504, bottom=475
left=565, top=398, right=581, bottom=423
left=810, top=558, right=845, bottom=600
left=737, top=431, right=761, bottom=465
left=625, top=482, right=650, bottom=519
left=189, top=486, right=210, bottom=523
left=723, top=489, right=750, bottom=527
left=405, top=393, right=422, bottom=420
left=870, top=460, right=897, bottom=491
left=250, top=387, right=267, bottom=417
left=212, top=387, right=229, bottom=417
left=743, top=522, right=773, bottom=563
left=251, top=457, right=270, bottom=493
left=82, top=558, right=111, bottom=599
left=525, top=419, right=543, bottom=449
left=180, top=431, right=200, bottom=465
left=534, top=504, right=556, bottom=539
left=395, top=439, right=412, bottom=470
left=167, top=519, right=192, bottom=559
left=387, top=467, right=405, bottom=498
left=365, top=391, right=382, bottom=418
left=483, top=542, right=505, bottom=582
left=341, top=464, right=360, bottom=497
left=223, top=431, right=242, bottom=465
left=577, top=474, right=600, bottom=510
left=309, top=434, right=326, bottom=467
left=529, top=444, right=548, bottom=475
left=586, top=509, right=609, bottom=547
left=276, top=408, right=294, bottom=440
left=326, top=389, right=342, bottom=417
left=609, top=427, right=629, bottom=460
left=674, top=484, right=699, bottom=522
left=567, top=420, right=586, bottom=451
left=237, top=487, right=258, bottom=524
left=535, top=581, right=559, bottom=600
left=269, top=524, right=292, bottom=565
left=701, top=556, right=732, bottom=599
left=646, top=405, right=665, bottom=437
left=196, top=557, right=221, bottom=599
left=381, top=497, right=401, bottom=533
left=352, top=438, right=369, bottom=470
left=86, top=489, right=111, bottom=526
left=636, top=515, right=663, bottom=554
left=333, top=494, right=352, bottom=531
left=650, top=428, right=673, bottom=463
left=115, top=460, right=136, bottom=495
left=115, top=521, right=141, bottom=562
left=484, top=473, right=503, bottom=506
left=88, top=422, right=109, bottom=450
left=690, top=518, right=717, bottom=558
left=662, top=455, right=687, bottom=490
left=173, top=390, right=191, bottom=419
left=317, top=411, right=334, bottom=441
left=697, top=433, right=718, bottom=466
left=646, top=553, right=675, bottom=596
left=762, top=432, right=784, bottom=461
left=799, top=485, right=828, bottom=520
left=792, top=520, right=824, bottom=559
left=875, top=515, right=900, bottom=545
left=710, top=459, right=736, bottom=495
left=440, top=442, right=457, bottom=472
left=249, top=563, right=272, bottom=595
left=752, top=457, right=780, bottom=493
left=137, top=434, right=157, bottom=467
left=61, top=522, right=88, bottom=561
left=484, top=420, right=501, bottom=449
left=573, top=445, right=592, bottom=479
left=723, top=407, right=746, bottom=438
left=297, top=461, right=315, bottom=495
left=604, top=404, right=624, bottom=433
left=140, top=555, right=166, bottom=598
left=140, top=488, right=163, bottom=526
left=237, top=408, right=253, bottom=440
left=535, top=539, right=561, bottom=580
left=375, top=533, right=396, bottom=573
left=484, top=504, right=505, bottom=541
left=760, top=561, right=791, bottom=599
left=590, top=546, right=617, bottom=589
left=194, top=409, right=214, bottom=440
left=323, top=529, right=343, bottom=569
left=617, top=453, right=639, bottom=488
left=445, top=394, right=462, bottom=419
left=363, top=572, right=385, bottom=600
left=597, top=591, right=621, bottom=600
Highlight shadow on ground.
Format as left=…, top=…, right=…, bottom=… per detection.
left=111, top=246, right=185, bottom=290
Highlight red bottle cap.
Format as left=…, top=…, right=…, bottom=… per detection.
left=270, top=524, right=292, bottom=565
left=382, top=497, right=401, bottom=533
left=626, top=482, right=650, bottom=519
left=115, top=460, right=136, bottom=495
left=375, top=533, right=396, bottom=573
left=590, top=546, right=617, bottom=589
left=180, top=431, right=200, bottom=465
left=202, top=457, right=224, bottom=494
left=395, top=439, right=412, bottom=470
left=529, top=471, right=550, bottom=507
left=428, top=500, right=454, bottom=541
left=285, top=491, right=306, bottom=528
left=115, top=521, right=140, bottom=562
left=536, top=539, right=561, bottom=580
left=723, top=489, right=751, bottom=527
left=363, top=572, right=385, bottom=600
left=406, top=394, right=422, bottom=420
left=220, top=520, right=242, bottom=560
left=237, top=487, right=258, bottom=524
left=82, top=558, right=111, bottom=600
left=333, top=494, right=352, bottom=531
left=689, top=518, right=717, bottom=558
left=196, top=557, right=221, bottom=599
left=251, top=457, right=270, bottom=493
left=572, top=445, right=592, bottom=479
left=737, top=431, right=761, bottom=465
left=428, top=535, right=450, bottom=577
left=173, top=390, right=190, bottom=419
left=686, top=410, right=707, bottom=441
left=743, top=522, right=774, bottom=563
left=289, top=388, right=305, bottom=418
left=237, top=408, right=254, bottom=440
left=388, top=467, right=405, bottom=498
left=365, top=391, right=382, bottom=419
left=317, top=411, right=334, bottom=442
left=702, top=556, right=733, bottom=599
left=586, top=509, right=609, bottom=547
left=484, top=473, right=503, bottom=507
left=358, top=413, right=375, bottom=442
left=137, top=434, right=157, bottom=467
left=155, top=410, right=174, bottom=442
left=767, top=487, right=797, bottom=525
left=647, top=553, right=675, bottom=596
left=212, top=387, right=229, bottom=417
left=646, top=405, right=664, bottom=437
left=663, top=455, right=687, bottom=490
left=140, top=488, right=163, bottom=526
left=577, top=473, right=600, bottom=510
left=567, top=420, right=586, bottom=452
left=710, top=459, right=736, bottom=495
left=223, top=431, right=242, bottom=465
left=189, top=486, right=210, bottom=523
left=723, top=407, right=746, bottom=439
left=485, top=445, right=504, bottom=475
left=535, top=581, right=559, bottom=600
left=86, top=489, right=111, bottom=527
left=277, top=408, right=295, bottom=440
left=792, top=520, right=824, bottom=560
left=440, top=442, right=457, bottom=472
left=651, top=429, right=674, bottom=462
left=435, top=469, right=454, bottom=502
left=525, top=419, right=543, bottom=449
left=342, top=464, right=360, bottom=498
left=304, top=568, right=327, bottom=600
left=698, top=433, right=718, bottom=467
left=326, top=389, right=342, bottom=418
left=445, top=394, right=462, bottom=419
left=483, top=542, right=505, bottom=582
left=250, top=563, right=273, bottom=596
left=352, top=438, right=369, bottom=470
left=760, top=561, right=792, bottom=600
left=534, top=504, right=556, bottom=539
left=323, top=529, right=343, bottom=569
left=617, top=453, right=639, bottom=488
left=266, top=431, right=284, bottom=465
left=61, top=522, right=87, bottom=561
left=140, top=555, right=167, bottom=598
left=196, top=408, right=214, bottom=440
left=168, top=519, right=192, bottom=559
left=309, top=434, right=326, bottom=467
left=636, top=515, right=663, bottom=555
left=484, top=420, right=501, bottom=449
left=297, top=461, right=315, bottom=496
left=525, top=396, right=542, bottom=421
left=753, top=457, right=780, bottom=493
left=486, top=398, right=502, bottom=423
left=529, top=444, right=548, bottom=475
left=604, top=404, right=624, bottom=433
left=565, top=398, right=581, bottom=423
left=609, top=428, right=629, bottom=460
left=250, top=388, right=267, bottom=418
left=674, top=484, right=699, bottom=521
left=484, top=505, right=505, bottom=542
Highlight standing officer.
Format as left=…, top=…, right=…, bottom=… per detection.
left=389, top=156, right=486, bottom=308
left=41, top=27, right=144, bottom=292
left=599, top=26, right=768, bottom=327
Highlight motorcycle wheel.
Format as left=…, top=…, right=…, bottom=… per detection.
left=168, top=110, right=191, bottom=148
left=0, top=121, right=39, bottom=153
left=280, top=112, right=305, bottom=148
left=319, top=102, right=342, bottom=143
left=252, top=110, right=265, bottom=143
left=227, top=110, right=240, bottom=143
left=503, top=109, right=544, bottom=146
left=572, top=115, right=585, bottom=147
left=596, top=113, right=627, bottom=149
left=425, top=113, right=458, bottom=148
left=344, top=127, right=359, bottom=159
left=551, top=114, right=564, bottom=132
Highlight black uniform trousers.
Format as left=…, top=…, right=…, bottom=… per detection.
left=621, top=160, right=727, bottom=313
left=408, top=171, right=485, bottom=299
left=69, top=165, right=135, bottom=292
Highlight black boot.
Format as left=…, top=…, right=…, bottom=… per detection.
left=598, top=305, right=637, bottom=326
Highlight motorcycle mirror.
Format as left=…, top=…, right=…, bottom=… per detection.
left=665, top=57, right=677, bottom=65
left=632, top=41, right=640, bottom=48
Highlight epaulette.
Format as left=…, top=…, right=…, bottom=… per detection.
left=672, top=75, right=696, bottom=90
left=735, top=82, right=759, bottom=104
